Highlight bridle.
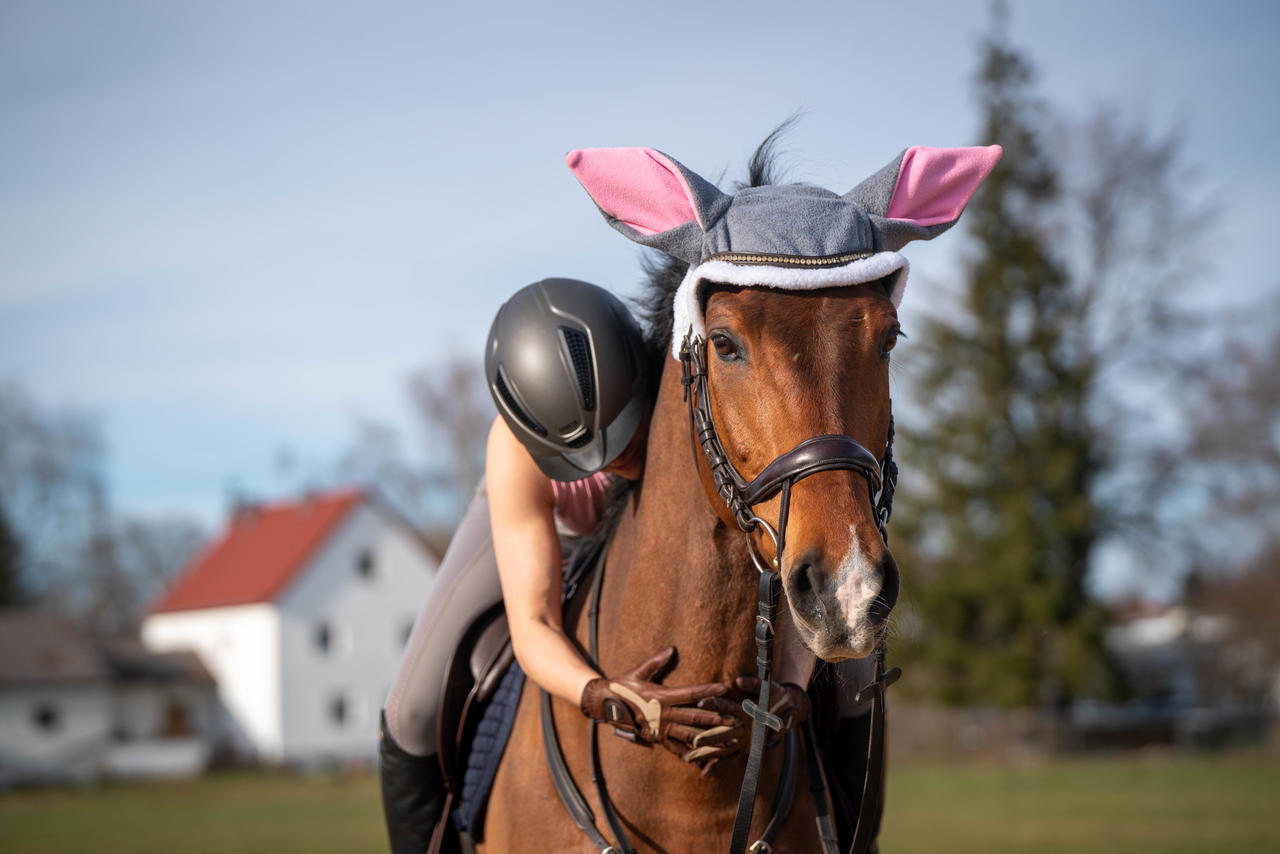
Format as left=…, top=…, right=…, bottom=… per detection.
left=543, top=331, right=902, bottom=854
left=680, top=331, right=901, bottom=854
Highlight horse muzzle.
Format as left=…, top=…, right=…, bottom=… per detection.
left=783, top=543, right=898, bottom=661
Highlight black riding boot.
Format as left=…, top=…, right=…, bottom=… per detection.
left=379, top=711, right=446, bottom=854
left=829, top=711, right=883, bottom=853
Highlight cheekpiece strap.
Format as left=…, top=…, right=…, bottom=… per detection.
left=681, top=333, right=755, bottom=530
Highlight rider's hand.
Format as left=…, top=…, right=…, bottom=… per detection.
left=580, top=646, right=743, bottom=764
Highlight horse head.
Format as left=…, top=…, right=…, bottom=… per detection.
left=567, top=143, right=1000, bottom=662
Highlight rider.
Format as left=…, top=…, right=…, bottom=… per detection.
left=379, top=278, right=744, bottom=853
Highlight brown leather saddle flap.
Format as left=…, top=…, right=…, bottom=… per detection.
left=436, top=601, right=515, bottom=796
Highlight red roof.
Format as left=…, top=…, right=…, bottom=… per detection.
left=150, top=489, right=365, bottom=614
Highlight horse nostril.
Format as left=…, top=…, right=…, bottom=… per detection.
left=868, top=551, right=899, bottom=624
left=806, top=564, right=826, bottom=600
left=785, top=555, right=827, bottom=623
left=792, top=563, right=813, bottom=597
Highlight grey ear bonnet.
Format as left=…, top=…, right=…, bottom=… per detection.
left=597, top=156, right=961, bottom=260
left=565, top=145, right=1002, bottom=356
left=485, top=278, right=647, bottom=482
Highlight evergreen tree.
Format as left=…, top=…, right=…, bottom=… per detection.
left=893, top=17, right=1110, bottom=708
left=0, top=502, right=25, bottom=607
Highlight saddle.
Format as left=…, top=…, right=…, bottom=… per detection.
left=430, top=600, right=518, bottom=854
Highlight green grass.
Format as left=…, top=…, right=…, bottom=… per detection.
left=881, top=755, right=1280, bottom=854
left=0, top=756, right=1277, bottom=852
left=0, top=770, right=385, bottom=854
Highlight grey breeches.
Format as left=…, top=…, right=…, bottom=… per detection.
left=383, top=482, right=875, bottom=758
left=384, top=482, right=502, bottom=757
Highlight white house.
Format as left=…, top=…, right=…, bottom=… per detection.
left=142, top=488, right=439, bottom=765
left=0, top=611, right=217, bottom=787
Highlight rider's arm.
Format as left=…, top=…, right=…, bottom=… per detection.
left=486, top=416, right=601, bottom=708
left=487, top=417, right=743, bottom=761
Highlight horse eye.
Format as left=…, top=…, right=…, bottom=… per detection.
left=881, top=327, right=905, bottom=359
left=711, top=332, right=740, bottom=360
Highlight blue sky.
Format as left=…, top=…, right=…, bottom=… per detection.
left=2, top=1, right=1277, bottom=593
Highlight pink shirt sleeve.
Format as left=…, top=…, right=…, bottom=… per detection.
left=550, top=471, right=615, bottom=536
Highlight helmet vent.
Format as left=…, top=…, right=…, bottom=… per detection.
left=560, top=327, right=596, bottom=411
left=563, top=429, right=593, bottom=449
left=494, top=368, right=547, bottom=437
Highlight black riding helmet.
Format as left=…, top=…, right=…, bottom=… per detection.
left=485, top=278, right=648, bottom=482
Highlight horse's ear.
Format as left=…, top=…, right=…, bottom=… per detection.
left=566, top=148, right=730, bottom=263
left=845, top=145, right=1002, bottom=250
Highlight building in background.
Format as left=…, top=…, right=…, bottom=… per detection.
left=142, top=488, right=438, bottom=766
left=1072, top=602, right=1275, bottom=751
left=0, top=611, right=216, bottom=787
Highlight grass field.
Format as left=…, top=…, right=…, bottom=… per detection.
left=880, top=756, right=1280, bottom=854
left=1, top=756, right=1277, bottom=853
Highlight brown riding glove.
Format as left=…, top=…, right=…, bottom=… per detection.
left=580, top=646, right=744, bottom=764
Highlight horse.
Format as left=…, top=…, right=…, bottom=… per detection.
left=479, top=136, right=1001, bottom=853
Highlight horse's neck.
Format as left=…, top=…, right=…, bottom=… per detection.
left=599, top=356, right=761, bottom=683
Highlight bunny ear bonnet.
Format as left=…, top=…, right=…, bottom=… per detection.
left=566, top=145, right=1002, bottom=357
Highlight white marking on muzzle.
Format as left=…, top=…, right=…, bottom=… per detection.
left=834, top=523, right=881, bottom=633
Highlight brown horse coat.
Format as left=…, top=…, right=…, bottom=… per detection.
left=481, top=286, right=899, bottom=853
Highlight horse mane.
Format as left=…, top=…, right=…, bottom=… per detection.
left=575, top=121, right=795, bottom=556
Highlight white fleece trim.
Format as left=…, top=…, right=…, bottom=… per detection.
left=669, top=252, right=909, bottom=358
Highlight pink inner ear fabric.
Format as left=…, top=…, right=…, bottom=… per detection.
left=565, top=148, right=702, bottom=235
left=886, top=145, right=1003, bottom=226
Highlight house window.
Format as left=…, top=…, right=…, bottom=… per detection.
left=32, top=703, right=60, bottom=733
left=162, top=700, right=193, bottom=738
left=356, top=548, right=376, bottom=579
left=315, top=621, right=333, bottom=653
left=329, top=694, right=348, bottom=726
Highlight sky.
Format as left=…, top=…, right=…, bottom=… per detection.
left=2, top=0, right=1277, bottom=595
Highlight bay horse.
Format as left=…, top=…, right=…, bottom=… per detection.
left=480, top=138, right=1001, bottom=853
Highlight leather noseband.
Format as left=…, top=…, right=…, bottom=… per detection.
left=741, top=434, right=883, bottom=506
